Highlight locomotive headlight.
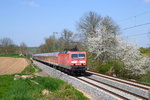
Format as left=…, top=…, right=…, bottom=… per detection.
left=80, top=61, right=85, bottom=63
left=71, top=61, right=77, bottom=63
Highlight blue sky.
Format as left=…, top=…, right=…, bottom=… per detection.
left=0, top=0, right=150, bottom=47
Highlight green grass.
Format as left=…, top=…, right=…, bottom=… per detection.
left=139, top=71, right=150, bottom=85
left=0, top=75, right=14, bottom=99
left=22, top=64, right=42, bottom=74
left=96, top=60, right=123, bottom=75
left=0, top=54, right=25, bottom=58
left=0, top=75, right=88, bottom=100
left=140, top=47, right=150, bottom=57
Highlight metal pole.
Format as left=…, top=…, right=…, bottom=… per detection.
left=53, top=32, right=58, bottom=52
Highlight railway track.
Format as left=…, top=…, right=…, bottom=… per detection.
left=76, top=76, right=148, bottom=100
left=33, top=60, right=150, bottom=100
left=77, top=71, right=150, bottom=100
left=87, top=71, right=150, bottom=90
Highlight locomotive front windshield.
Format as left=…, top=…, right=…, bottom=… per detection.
left=72, top=54, right=85, bottom=59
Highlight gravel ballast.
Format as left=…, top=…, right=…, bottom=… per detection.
left=89, top=75, right=150, bottom=99
left=33, top=60, right=125, bottom=100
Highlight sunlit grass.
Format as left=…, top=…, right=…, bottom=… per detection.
left=0, top=54, right=25, bottom=58
left=0, top=75, right=89, bottom=100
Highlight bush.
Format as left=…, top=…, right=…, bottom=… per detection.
left=139, top=71, right=150, bottom=85
left=95, top=60, right=123, bottom=76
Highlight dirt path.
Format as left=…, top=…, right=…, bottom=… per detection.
left=0, top=57, right=29, bottom=75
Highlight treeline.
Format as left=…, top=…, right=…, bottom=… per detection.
left=0, top=38, right=17, bottom=54
left=39, top=29, right=84, bottom=53
left=0, top=37, right=28, bottom=56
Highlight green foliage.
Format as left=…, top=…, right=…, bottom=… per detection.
left=0, top=74, right=88, bottom=100
left=87, top=52, right=123, bottom=76
left=87, top=52, right=100, bottom=71
left=34, top=64, right=42, bottom=72
left=117, top=69, right=141, bottom=79
left=52, top=87, right=88, bottom=100
left=0, top=54, right=25, bottom=58
left=0, top=75, right=14, bottom=98
left=96, top=62, right=112, bottom=74
left=34, top=77, right=65, bottom=91
left=119, top=71, right=150, bottom=85
left=22, top=64, right=42, bottom=74
left=2, top=79, right=37, bottom=100
left=140, top=47, right=150, bottom=57
left=22, top=65, right=35, bottom=74
left=139, top=71, right=150, bottom=85
left=95, top=60, right=123, bottom=75
left=36, top=83, right=88, bottom=100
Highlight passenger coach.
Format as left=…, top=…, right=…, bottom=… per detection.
left=32, top=51, right=87, bottom=74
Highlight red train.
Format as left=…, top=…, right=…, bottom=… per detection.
left=32, top=51, right=87, bottom=75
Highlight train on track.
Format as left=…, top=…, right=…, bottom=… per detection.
left=32, top=51, right=87, bottom=75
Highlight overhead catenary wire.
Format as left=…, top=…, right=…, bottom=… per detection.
left=122, top=22, right=150, bottom=30
left=122, top=32, right=149, bottom=38
left=118, top=10, right=150, bottom=47
left=119, top=10, right=150, bottom=22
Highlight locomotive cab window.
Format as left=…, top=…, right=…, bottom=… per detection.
left=71, top=54, right=85, bottom=59
left=72, top=54, right=78, bottom=59
left=79, top=54, right=85, bottom=58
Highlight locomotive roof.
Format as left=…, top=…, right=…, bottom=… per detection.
left=33, top=52, right=59, bottom=56
left=33, top=51, right=86, bottom=56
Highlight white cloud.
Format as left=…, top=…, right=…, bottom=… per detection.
left=144, top=0, right=150, bottom=2
left=20, top=1, right=39, bottom=7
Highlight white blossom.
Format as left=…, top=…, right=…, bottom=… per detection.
left=87, top=24, right=150, bottom=75
left=116, top=39, right=150, bottom=75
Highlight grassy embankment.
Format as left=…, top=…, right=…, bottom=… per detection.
left=0, top=54, right=25, bottom=58
left=0, top=55, right=89, bottom=100
left=140, top=47, right=150, bottom=57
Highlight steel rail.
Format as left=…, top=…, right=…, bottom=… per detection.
left=75, top=77, right=128, bottom=100
left=85, top=76, right=148, bottom=100
left=87, top=71, right=150, bottom=90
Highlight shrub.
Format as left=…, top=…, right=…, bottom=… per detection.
left=95, top=60, right=123, bottom=75
left=139, top=71, right=150, bottom=85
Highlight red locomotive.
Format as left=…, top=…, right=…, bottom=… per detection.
left=32, top=51, right=87, bottom=75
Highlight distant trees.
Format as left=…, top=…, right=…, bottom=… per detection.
left=0, top=37, right=17, bottom=54
left=148, top=32, right=150, bottom=48
left=39, top=29, right=76, bottom=53
left=0, top=37, right=30, bottom=56
left=0, top=37, right=14, bottom=46
left=39, top=44, right=47, bottom=53
left=39, top=36, right=55, bottom=53
left=19, top=42, right=28, bottom=56
left=61, top=29, right=74, bottom=50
